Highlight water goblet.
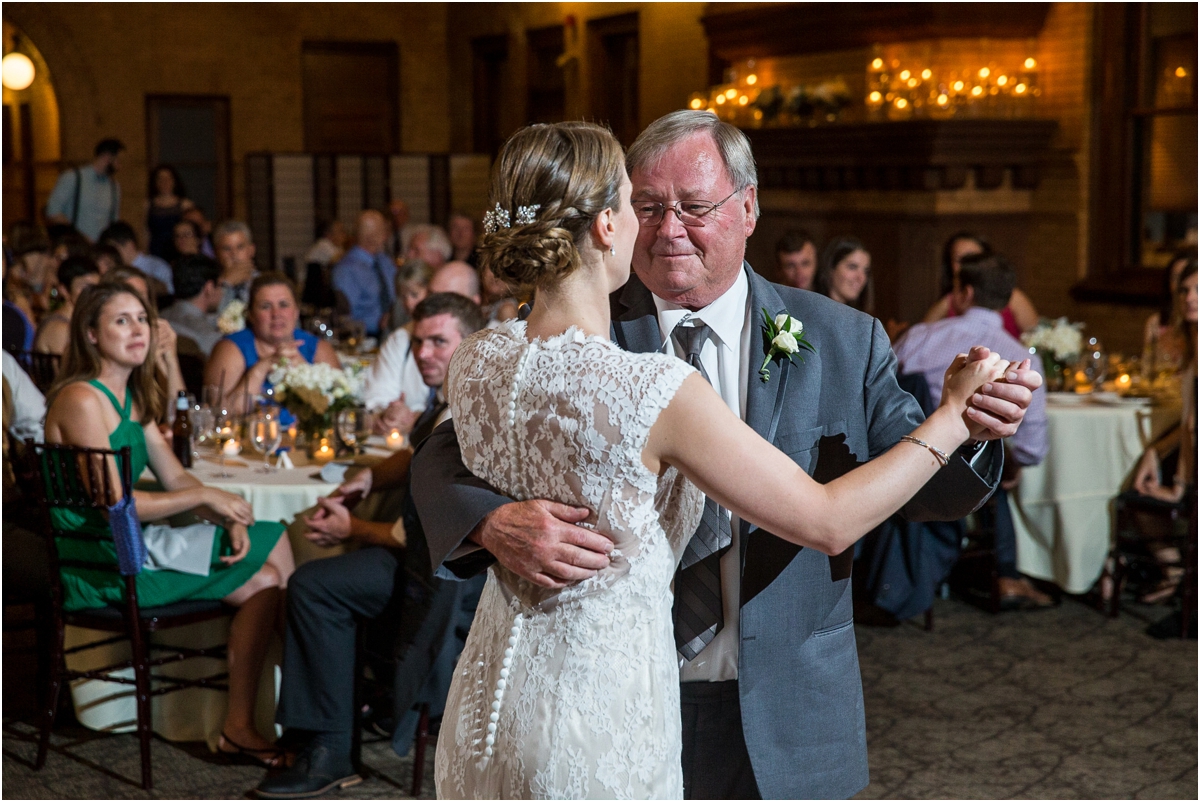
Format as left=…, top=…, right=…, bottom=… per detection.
left=250, top=413, right=282, bottom=473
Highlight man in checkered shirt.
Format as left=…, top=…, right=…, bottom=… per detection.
left=894, top=252, right=1050, bottom=608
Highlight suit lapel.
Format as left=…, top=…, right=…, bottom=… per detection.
left=610, top=272, right=662, bottom=354
left=743, top=266, right=792, bottom=443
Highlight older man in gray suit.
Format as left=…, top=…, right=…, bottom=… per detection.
left=411, top=111, right=1040, bottom=799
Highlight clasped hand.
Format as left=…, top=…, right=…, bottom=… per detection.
left=304, top=468, right=374, bottom=546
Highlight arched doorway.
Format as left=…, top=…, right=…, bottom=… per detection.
left=2, top=18, right=61, bottom=230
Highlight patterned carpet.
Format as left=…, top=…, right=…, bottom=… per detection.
left=3, top=596, right=1195, bottom=799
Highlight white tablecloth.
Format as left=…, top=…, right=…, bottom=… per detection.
left=1010, top=396, right=1181, bottom=594
left=66, top=445, right=397, bottom=744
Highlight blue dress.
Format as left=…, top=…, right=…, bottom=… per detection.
left=225, top=328, right=319, bottom=426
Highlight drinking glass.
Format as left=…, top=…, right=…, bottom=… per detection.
left=336, top=407, right=369, bottom=454
left=1075, top=336, right=1107, bottom=392
left=192, top=406, right=215, bottom=453
left=250, top=413, right=282, bottom=473
left=213, top=409, right=236, bottom=478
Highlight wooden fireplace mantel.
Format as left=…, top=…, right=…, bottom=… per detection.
left=745, top=119, right=1060, bottom=192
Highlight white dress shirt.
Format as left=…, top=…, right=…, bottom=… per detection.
left=2, top=350, right=46, bottom=442
left=653, top=269, right=752, bottom=683
left=363, top=327, right=430, bottom=413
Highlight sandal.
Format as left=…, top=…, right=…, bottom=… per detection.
left=218, top=731, right=286, bottom=769
left=1138, top=568, right=1183, bottom=605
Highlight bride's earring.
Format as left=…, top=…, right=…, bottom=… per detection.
left=610, top=245, right=616, bottom=256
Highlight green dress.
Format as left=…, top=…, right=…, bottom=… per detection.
left=51, top=379, right=284, bottom=612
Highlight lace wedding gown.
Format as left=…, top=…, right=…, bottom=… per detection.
left=435, top=319, right=704, bottom=799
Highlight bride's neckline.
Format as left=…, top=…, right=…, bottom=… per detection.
left=500, top=318, right=612, bottom=349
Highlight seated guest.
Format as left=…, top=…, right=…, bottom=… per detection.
left=922, top=231, right=1038, bottom=337
left=6, top=221, right=55, bottom=321
left=90, top=242, right=123, bottom=276
left=205, top=273, right=340, bottom=419
left=815, top=235, right=874, bottom=314
left=33, top=255, right=102, bottom=356
left=1142, top=247, right=1195, bottom=373
left=214, top=221, right=259, bottom=313
left=254, top=293, right=485, bottom=799
left=332, top=210, right=395, bottom=337
left=2, top=348, right=46, bottom=441
left=895, top=253, right=1050, bottom=609
left=183, top=207, right=217, bottom=258
left=3, top=259, right=37, bottom=356
left=103, top=265, right=187, bottom=414
left=385, top=198, right=412, bottom=261
left=366, top=265, right=479, bottom=436
left=160, top=254, right=224, bottom=357
left=448, top=211, right=478, bottom=266
left=304, top=219, right=347, bottom=270
left=44, top=281, right=295, bottom=765
left=172, top=218, right=205, bottom=258
left=365, top=260, right=431, bottom=428
left=1126, top=260, right=1196, bottom=603
left=404, top=224, right=452, bottom=271
left=775, top=229, right=818, bottom=290
left=145, top=164, right=195, bottom=262
left=99, top=221, right=174, bottom=295
left=49, top=227, right=93, bottom=268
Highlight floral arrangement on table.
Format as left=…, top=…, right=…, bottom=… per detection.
left=268, top=361, right=365, bottom=446
left=217, top=300, right=246, bottom=334
left=1021, top=317, right=1083, bottom=390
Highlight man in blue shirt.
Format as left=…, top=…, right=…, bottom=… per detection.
left=332, top=210, right=395, bottom=337
left=45, top=139, right=124, bottom=242
left=99, top=221, right=174, bottom=295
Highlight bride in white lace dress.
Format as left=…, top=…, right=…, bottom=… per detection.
left=435, top=122, right=1008, bottom=799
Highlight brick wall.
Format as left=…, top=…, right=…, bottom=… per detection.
left=4, top=2, right=452, bottom=225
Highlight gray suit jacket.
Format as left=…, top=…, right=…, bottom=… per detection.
left=410, top=263, right=1000, bottom=799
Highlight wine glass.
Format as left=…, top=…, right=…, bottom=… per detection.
left=336, top=407, right=367, bottom=454
left=1075, top=336, right=1107, bottom=393
left=212, top=409, right=236, bottom=478
left=192, top=405, right=215, bottom=454
left=250, top=413, right=282, bottom=473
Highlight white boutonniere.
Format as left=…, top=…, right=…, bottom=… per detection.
left=759, top=309, right=815, bottom=382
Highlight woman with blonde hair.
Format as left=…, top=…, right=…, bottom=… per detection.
left=44, top=281, right=295, bottom=765
left=433, top=121, right=1011, bottom=798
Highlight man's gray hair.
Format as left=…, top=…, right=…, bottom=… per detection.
left=626, top=110, right=760, bottom=219
left=408, top=223, right=453, bottom=261
left=213, top=220, right=253, bottom=245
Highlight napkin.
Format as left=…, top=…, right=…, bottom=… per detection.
left=277, top=450, right=295, bottom=470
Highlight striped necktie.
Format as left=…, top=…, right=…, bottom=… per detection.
left=670, top=320, right=734, bottom=662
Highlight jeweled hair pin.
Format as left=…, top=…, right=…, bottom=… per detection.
left=483, top=203, right=541, bottom=234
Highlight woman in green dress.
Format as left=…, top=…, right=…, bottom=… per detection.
left=44, top=281, right=295, bottom=765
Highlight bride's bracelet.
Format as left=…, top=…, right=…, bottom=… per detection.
left=899, top=435, right=950, bottom=467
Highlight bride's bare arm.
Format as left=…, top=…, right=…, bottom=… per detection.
left=645, top=353, right=1008, bottom=556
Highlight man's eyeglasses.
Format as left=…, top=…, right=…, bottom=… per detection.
left=632, top=189, right=742, bottom=227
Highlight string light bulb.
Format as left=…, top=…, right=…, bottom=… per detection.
left=871, top=58, right=884, bottom=70
left=978, top=67, right=990, bottom=79
left=689, top=98, right=704, bottom=110
left=1024, top=57, right=1037, bottom=69
left=921, top=69, right=932, bottom=80
left=746, top=74, right=758, bottom=85
left=894, top=98, right=908, bottom=109
left=997, top=75, right=1008, bottom=86
left=1176, top=66, right=1188, bottom=78
left=1014, top=83, right=1027, bottom=94
left=936, top=94, right=949, bottom=106
left=900, top=70, right=911, bottom=81
left=725, top=88, right=737, bottom=99
left=869, top=91, right=882, bottom=103
left=971, top=85, right=984, bottom=96
left=953, top=80, right=965, bottom=92
left=1, top=52, right=35, bottom=91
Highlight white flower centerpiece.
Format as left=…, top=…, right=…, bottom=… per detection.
left=1021, top=317, right=1083, bottom=391
left=268, top=361, right=365, bottom=454
left=217, top=300, right=246, bottom=334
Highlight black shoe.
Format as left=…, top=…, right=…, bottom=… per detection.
left=253, top=742, right=362, bottom=799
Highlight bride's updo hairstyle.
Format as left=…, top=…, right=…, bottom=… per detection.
left=477, top=121, right=625, bottom=292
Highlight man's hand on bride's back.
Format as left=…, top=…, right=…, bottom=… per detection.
left=474, top=500, right=612, bottom=589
